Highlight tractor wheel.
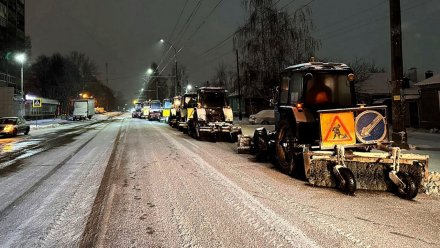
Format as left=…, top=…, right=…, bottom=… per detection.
left=337, top=167, right=356, bottom=195
left=187, top=121, right=193, bottom=137
left=229, top=131, right=239, bottom=143
left=253, top=129, right=268, bottom=161
left=275, top=121, right=296, bottom=175
left=395, top=172, right=418, bottom=200
left=195, top=123, right=201, bottom=140
left=210, top=132, right=217, bottom=142
left=24, top=127, right=30, bottom=135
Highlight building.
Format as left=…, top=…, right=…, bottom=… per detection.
left=0, top=0, right=25, bottom=117
left=356, top=72, right=422, bottom=128
left=0, top=0, right=25, bottom=87
left=414, top=74, right=440, bottom=129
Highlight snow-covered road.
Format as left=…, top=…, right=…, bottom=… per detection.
left=92, top=117, right=440, bottom=248
left=0, top=115, right=439, bottom=247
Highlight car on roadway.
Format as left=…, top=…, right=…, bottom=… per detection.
left=248, top=109, right=275, bottom=125
left=0, top=117, right=30, bottom=137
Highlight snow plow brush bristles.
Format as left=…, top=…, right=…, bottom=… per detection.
left=237, top=134, right=429, bottom=199
left=304, top=146, right=429, bottom=198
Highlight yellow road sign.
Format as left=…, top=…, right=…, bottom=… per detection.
left=320, top=111, right=355, bottom=148
left=33, top=98, right=42, bottom=108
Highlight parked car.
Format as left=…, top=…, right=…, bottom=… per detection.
left=0, top=117, right=30, bottom=137
left=249, top=109, right=275, bottom=125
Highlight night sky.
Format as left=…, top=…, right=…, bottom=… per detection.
left=26, top=0, right=440, bottom=100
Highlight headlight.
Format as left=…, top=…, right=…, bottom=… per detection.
left=197, top=108, right=206, bottom=121
left=4, top=125, right=14, bottom=133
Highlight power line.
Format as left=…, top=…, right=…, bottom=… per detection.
left=313, top=0, right=387, bottom=36
left=167, top=0, right=190, bottom=42
left=173, top=0, right=203, bottom=47
left=157, top=0, right=190, bottom=69
left=184, top=0, right=225, bottom=43
left=316, top=0, right=435, bottom=41
left=279, top=0, right=298, bottom=10
left=156, top=0, right=203, bottom=73
left=158, top=0, right=226, bottom=75
left=201, top=0, right=314, bottom=57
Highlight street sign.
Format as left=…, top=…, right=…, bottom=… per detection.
left=320, top=112, right=356, bottom=148
left=355, top=110, right=387, bottom=144
left=33, top=98, right=42, bottom=108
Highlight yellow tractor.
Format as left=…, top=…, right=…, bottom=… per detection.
left=188, top=87, right=242, bottom=142
left=178, top=92, right=197, bottom=133
left=169, top=96, right=182, bottom=128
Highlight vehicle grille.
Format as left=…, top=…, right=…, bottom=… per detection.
left=206, top=108, right=224, bottom=122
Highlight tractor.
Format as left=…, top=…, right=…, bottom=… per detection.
left=240, top=61, right=428, bottom=199
left=169, top=96, right=182, bottom=127
left=178, top=92, right=197, bottom=133
left=188, top=87, right=241, bottom=142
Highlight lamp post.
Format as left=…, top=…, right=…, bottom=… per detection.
left=14, top=53, right=26, bottom=117
left=160, top=39, right=179, bottom=96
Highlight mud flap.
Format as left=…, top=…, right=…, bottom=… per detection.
left=237, top=135, right=252, bottom=154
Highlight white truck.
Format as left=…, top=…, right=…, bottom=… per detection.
left=72, top=99, right=95, bottom=120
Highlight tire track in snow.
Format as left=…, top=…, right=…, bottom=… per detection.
left=204, top=148, right=373, bottom=248
left=148, top=123, right=224, bottom=247
left=156, top=126, right=319, bottom=248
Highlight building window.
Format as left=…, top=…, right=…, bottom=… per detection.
left=0, top=3, right=6, bottom=27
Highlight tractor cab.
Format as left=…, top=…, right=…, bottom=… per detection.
left=169, top=96, right=182, bottom=127
left=178, top=92, right=197, bottom=131
left=276, top=62, right=356, bottom=145
left=196, top=87, right=231, bottom=123
left=162, top=98, right=172, bottom=122
left=148, top=100, right=162, bottom=121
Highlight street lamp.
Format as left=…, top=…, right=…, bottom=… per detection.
left=159, top=39, right=179, bottom=96
left=14, top=53, right=26, bottom=117
left=186, top=84, right=192, bottom=93
left=146, top=68, right=162, bottom=100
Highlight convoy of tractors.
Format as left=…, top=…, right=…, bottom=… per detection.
left=132, top=60, right=430, bottom=200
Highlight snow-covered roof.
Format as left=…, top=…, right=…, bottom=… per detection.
left=284, top=62, right=351, bottom=71
left=414, top=74, right=440, bottom=86
left=357, top=73, right=391, bottom=94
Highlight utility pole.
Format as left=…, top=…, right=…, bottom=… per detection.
left=389, top=0, right=408, bottom=148
left=105, top=62, right=109, bottom=86
left=175, top=60, right=179, bottom=96
left=156, top=79, right=159, bottom=100
left=236, top=49, right=242, bottom=121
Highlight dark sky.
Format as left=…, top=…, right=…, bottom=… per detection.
left=26, top=0, right=440, bottom=100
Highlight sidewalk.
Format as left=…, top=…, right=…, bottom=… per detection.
left=406, top=128, right=440, bottom=151
left=28, top=118, right=70, bottom=130
left=27, top=113, right=116, bottom=130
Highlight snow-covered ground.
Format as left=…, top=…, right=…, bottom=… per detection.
left=21, top=114, right=440, bottom=172
left=28, top=112, right=117, bottom=130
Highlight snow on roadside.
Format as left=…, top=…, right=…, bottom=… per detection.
left=27, top=113, right=117, bottom=130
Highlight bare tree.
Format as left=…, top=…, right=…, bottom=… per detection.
left=348, top=57, right=385, bottom=83
left=212, top=62, right=228, bottom=88
left=68, top=51, right=99, bottom=98
left=234, top=0, right=320, bottom=94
